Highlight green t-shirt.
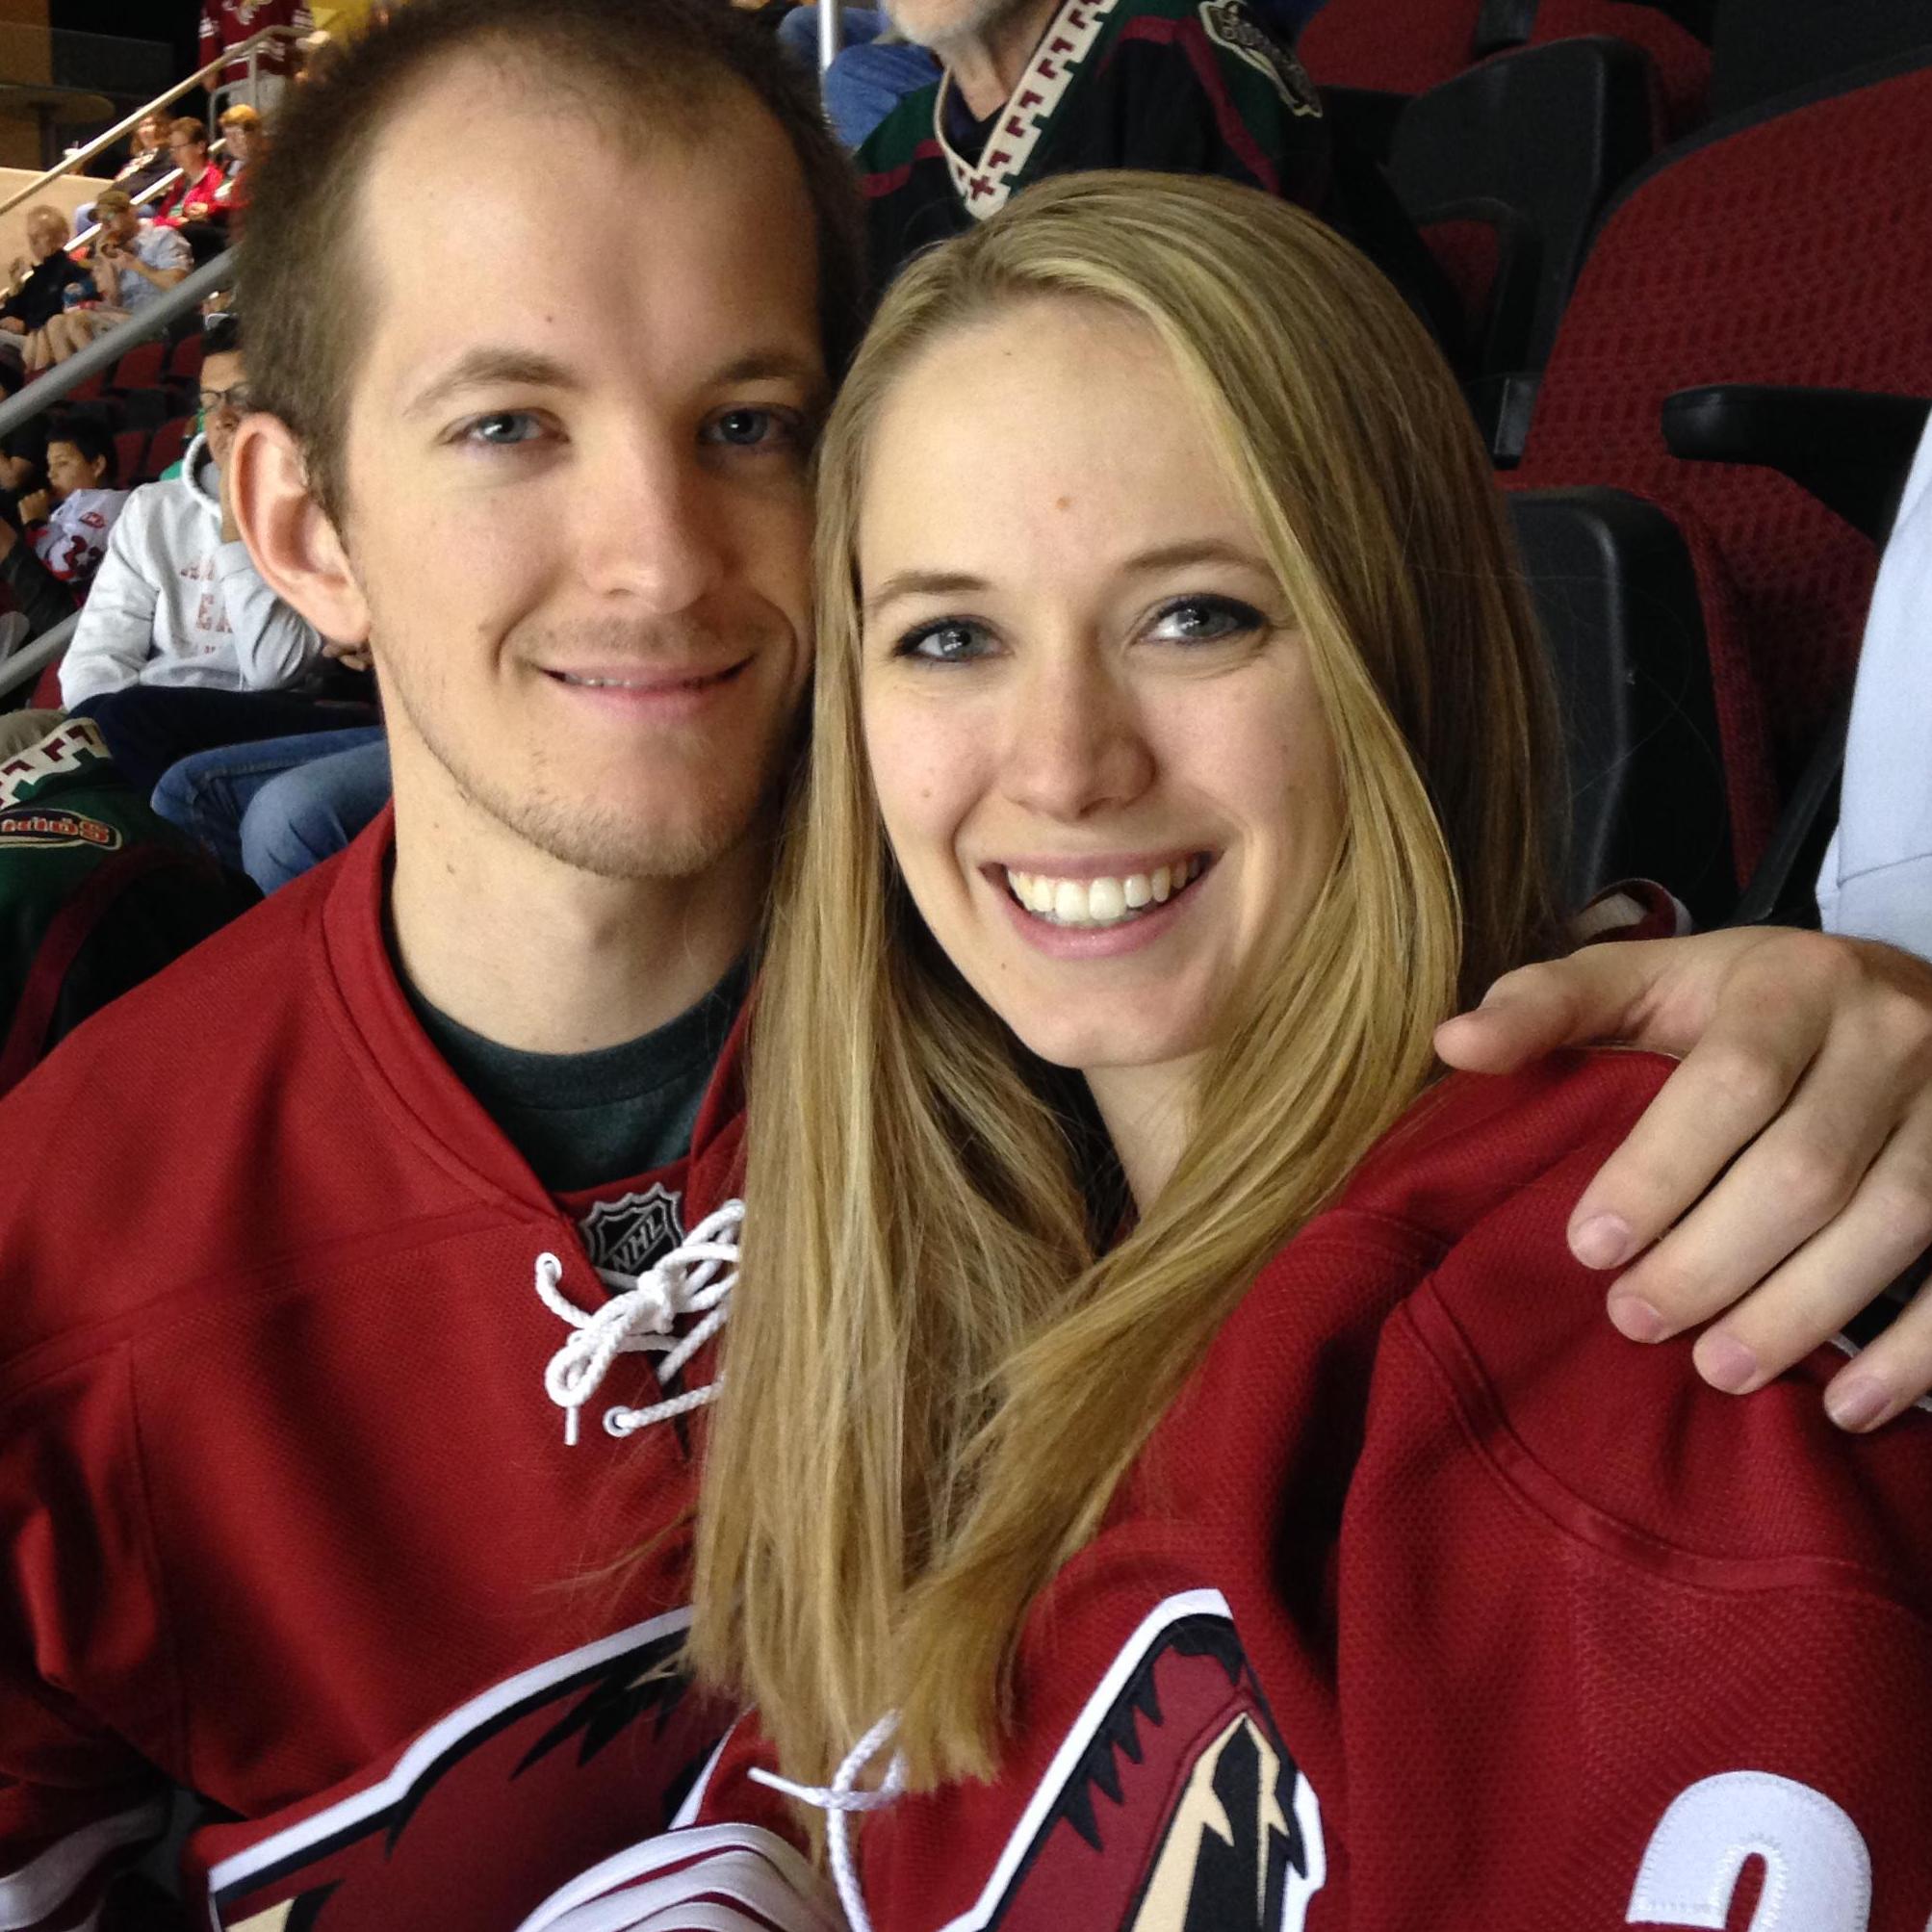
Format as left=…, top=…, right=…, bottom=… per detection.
left=403, top=957, right=748, bottom=1194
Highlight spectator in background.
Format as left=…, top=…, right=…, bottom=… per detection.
left=214, top=103, right=267, bottom=224
left=68, top=113, right=174, bottom=241
left=854, top=0, right=1450, bottom=337
left=788, top=0, right=1327, bottom=148
left=58, top=316, right=342, bottom=791
left=39, top=188, right=190, bottom=363
left=153, top=118, right=226, bottom=229
left=17, top=417, right=128, bottom=591
left=1818, top=414, right=1932, bottom=955
left=202, top=0, right=313, bottom=117
left=0, top=206, right=89, bottom=374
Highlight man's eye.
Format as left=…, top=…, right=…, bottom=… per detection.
left=703, top=407, right=801, bottom=451
left=896, top=618, right=993, bottom=664
left=1147, top=595, right=1266, bottom=644
left=461, top=412, right=546, bottom=448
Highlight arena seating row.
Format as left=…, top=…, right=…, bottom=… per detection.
left=1495, top=45, right=1932, bottom=927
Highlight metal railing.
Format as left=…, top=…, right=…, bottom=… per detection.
left=0, top=25, right=304, bottom=226
left=0, top=249, right=233, bottom=701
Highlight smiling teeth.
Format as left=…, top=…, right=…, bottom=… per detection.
left=560, top=674, right=646, bottom=688
left=1005, top=856, right=1206, bottom=927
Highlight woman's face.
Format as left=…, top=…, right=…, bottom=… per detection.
left=858, top=299, right=1343, bottom=1081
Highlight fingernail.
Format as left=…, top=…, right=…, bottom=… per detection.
left=1608, top=1294, right=1666, bottom=1343
left=1571, top=1213, right=1633, bottom=1271
left=1825, top=1375, right=1890, bottom=1432
left=1698, top=1333, right=1759, bottom=1394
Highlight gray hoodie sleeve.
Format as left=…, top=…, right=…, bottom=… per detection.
left=1817, top=419, right=1932, bottom=957
left=57, top=498, right=159, bottom=708
left=213, top=539, right=324, bottom=690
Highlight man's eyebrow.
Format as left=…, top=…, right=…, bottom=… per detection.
left=709, top=349, right=829, bottom=397
left=863, top=570, right=990, bottom=621
left=403, top=348, right=580, bottom=420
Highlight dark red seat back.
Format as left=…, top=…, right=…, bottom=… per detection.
left=1298, top=0, right=1481, bottom=95
left=1512, top=56, right=1932, bottom=875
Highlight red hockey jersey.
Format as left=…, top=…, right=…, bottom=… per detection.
left=198, top=0, right=311, bottom=83
left=0, top=811, right=746, bottom=1930
left=539, top=1050, right=1932, bottom=1931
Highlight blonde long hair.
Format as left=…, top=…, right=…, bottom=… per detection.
left=691, top=172, right=1562, bottom=1789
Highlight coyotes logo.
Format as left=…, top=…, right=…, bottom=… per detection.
left=945, top=1589, right=1325, bottom=1931
left=197, top=1610, right=734, bottom=1931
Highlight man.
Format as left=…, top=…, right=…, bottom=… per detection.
left=0, top=5, right=858, bottom=1926
left=153, top=117, right=227, bottom=229
left=1819, top=410, right=1932, bottom=958
left=853, top=0, right=1440, bottom=318
left=40, top=185, right=190, bottom=362
left=0, top=5, right=1929, bottom=1930
left=58, top=314, right=345, bottom=793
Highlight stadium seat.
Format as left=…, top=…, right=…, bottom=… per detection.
left=1301, top=0, right=1707, bottom=132
left=143, top=415, right=193, bottom=479
left=1507, top=52, right=1932, bottom=885
left=113, top=428, right=149, bottom=486
left=108, top=340, right=167, bottom=395
left=1524, top=0, right=1708, bottom=133
left=1387, top=37, right=1656, bottom=383
left=119, top=386, right=173, bottom=433
left=1510, top=486, right=1732, bottom=922
left=165, top=333, right=205, bottom=385
left=1710, top=0, right=1931, bottom=119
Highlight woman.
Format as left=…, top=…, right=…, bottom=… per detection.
left=631, top=173, right=1929, bottom=1929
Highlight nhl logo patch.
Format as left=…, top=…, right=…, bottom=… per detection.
left=579, top=1184, right=684, bottom=1278
left=1198, top=0, right=1322, bottom=116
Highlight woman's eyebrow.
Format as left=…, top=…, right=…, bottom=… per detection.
left=1116, top=539, right=1267, bottom=575
left=863, top=570, right=990, bottom=621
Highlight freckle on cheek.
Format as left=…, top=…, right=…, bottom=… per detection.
left=1054, top=496, right=1072, bottom=512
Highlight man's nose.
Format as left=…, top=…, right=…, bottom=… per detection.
left=577, top=440, right=727, bottom=613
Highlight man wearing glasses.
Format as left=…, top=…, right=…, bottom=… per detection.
left=154, top=117, right=228, bottom=229
left=57, top=312, right=348, bottom=790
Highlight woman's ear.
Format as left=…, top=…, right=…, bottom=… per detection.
left=229, top=412, right=371, bottom=645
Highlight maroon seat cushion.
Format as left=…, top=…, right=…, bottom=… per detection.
left=1512, top=60, right=1932, bottom=876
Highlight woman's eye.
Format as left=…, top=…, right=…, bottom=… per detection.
left=1147, top=595, right=1265, bottom=644
left=703, top=406, right=802, bottom=451
left=461, top=412, right=546, bottom=448
left=897, top=618, right=993, bottom=664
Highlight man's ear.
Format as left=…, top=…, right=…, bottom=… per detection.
left=229, top=413, right=371, bottom=645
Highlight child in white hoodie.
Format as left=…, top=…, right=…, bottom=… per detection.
left=58, top=321, right=322, bottom=712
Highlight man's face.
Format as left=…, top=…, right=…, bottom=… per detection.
left=104, top=206, right=138, bottom=244
left=199, top=350, right=248, bottom=470
left=331, top=62, right=824, bottom=884
left=883, top=0, right=1047, bottom=52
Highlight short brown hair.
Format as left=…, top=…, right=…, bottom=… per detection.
left=168, top=116, right=209, bottom=147
left=219, top=104, right=263, bottom=131
left=92, top=187, right=134, bottom=218
left=237, top=0, right=865, bottom=527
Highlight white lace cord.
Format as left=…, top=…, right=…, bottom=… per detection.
left=750, top=1712, right=905, bottom=1932
left=535, top=1198, right=745, bottom=1446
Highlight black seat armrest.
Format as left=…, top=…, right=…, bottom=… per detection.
left=1318, top=86, right=1410, bottom=164
left=1662, top=384, right=1931, bottom=542
left=1473, top=0, right=1538, bottom=56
